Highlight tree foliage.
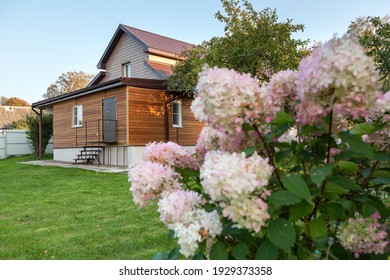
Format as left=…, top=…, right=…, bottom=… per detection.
left=167, top=0, right=308, bottom=93
left=24, top=113, right=53, bottom=157
left=0, top=96, right=30, bottom=106
left=348, top=15, right=390, bottom=91
left=43, top=70, right=94, bottom=99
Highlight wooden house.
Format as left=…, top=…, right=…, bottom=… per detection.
left=32, top=24, right=203, bottom=166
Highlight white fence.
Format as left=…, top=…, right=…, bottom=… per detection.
left=0, top=130, right=53, bottom=159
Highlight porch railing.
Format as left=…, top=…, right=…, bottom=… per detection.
left=84, top=119, right=117, bottom=147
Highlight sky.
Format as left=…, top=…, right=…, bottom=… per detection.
left=0, top=0, right=389, bottom=104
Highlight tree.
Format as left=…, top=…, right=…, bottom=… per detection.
left=348, top=15, right=390, bottom=91
left=43, top=70, right=94, bottom=99
left=167, top=0, right=308, bottom=93
left=0, top=96, right=30, bottom=106
left=24, top=113, right=53, bottom=157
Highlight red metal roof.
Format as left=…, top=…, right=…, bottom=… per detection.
left=145, top=61, right=174, bottom=78
left=122, top=25, right=194, bottom=57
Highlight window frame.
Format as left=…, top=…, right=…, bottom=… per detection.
left=72, top=105, right=83, bottom=128
left=122, top=62, right=131, bottom=78
left=172, top=100, right=182, bottom=128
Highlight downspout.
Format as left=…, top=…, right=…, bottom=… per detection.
left=32, top=107, right=43, bottom=159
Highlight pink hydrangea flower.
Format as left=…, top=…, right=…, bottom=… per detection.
left=128, top=161, right=181, bottom=207
left=158, top=189, right=202, bottom=225
left=363, top=91, right=390, bottom=150
left=263, top=69, right=298, bottom=115
left=337, top=212, right=389, bottom=258
left=222, top=196, right=271, bottom=233
left=295, top=36, right=381, bottom=125
left=170, top=209, right=222, bottom=258
left=200, top=151, right=273, bottom=202
left=144, top=141, right=198, bottom=170
left=195, top=125, right=259, bottom=162
left=191, top=65, right=274, bottom=134
left=200, top=151, right=273, bottom=232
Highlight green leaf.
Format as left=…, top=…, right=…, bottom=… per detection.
left=168, top=247, right=180, bottom=260
left=244, top=146, right=256, bottom=157
left=267, top=218, right=296, bottom=253
left=371, top=177, right=390, bottom=185
left=289, top=200, right=314, bottom=222
left=152, top=252, right=165, bottom=260
left=311, top=164, right=333, bottom=186
left=210, top=240, right=228, bottom=260
left=310, top=218, right=328, bottom=240
left=324, top=182, right=348, bottom=194
left=232, top=243, right=249, bottom=260
left=192, top=251, right=205, bottom=260
left=327, top=176, right=362, bottom=191
left=269, top=190, right=301, bottom=208
left=350, top=123, right=375, bottom=135
left=362, top=203, right=378, bottom=217
left=270, top=110, right=294, bottom=126
left=281, top=174, right=312, bottom=204
left=322, top=202, right=345, bottom=220
left=375, top=152, right=390, bottom=161
left=339, top=132, right=374, bottom=159
left=336, top=161, right=359, bottom=175
left=255, top=239, right=279, bottom=260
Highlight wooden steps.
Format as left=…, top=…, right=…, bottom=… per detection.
left=74, top=146, right=104, bottom=165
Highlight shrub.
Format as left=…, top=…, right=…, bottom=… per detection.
left=129, top=36, right=389, bottom=260
left=25, top=113, right=53, bottom=157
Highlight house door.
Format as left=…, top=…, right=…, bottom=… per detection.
left=102, top=97, right=117, bottom=143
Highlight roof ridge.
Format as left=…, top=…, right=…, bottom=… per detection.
left=121, top=24, right=194, bottom=46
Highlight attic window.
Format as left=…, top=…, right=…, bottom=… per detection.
left=123, top=63, right=131, bottom=78
left=172, top=101, right=182, bottom=128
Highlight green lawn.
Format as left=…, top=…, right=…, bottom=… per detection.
left=0, top=155, right=173, bottom=260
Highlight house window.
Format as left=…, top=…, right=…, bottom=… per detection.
left=123, top=63, right=131, bottom=78
left=72, top=105, right=83, bottom=127
left=172, top=101, right=182, bottom=127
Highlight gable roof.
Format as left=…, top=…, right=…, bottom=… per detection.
left=0, top=106, right=32, bottom=129
left=97, top=24, right=194, bottom=69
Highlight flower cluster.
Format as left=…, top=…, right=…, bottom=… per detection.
left=129, top=141, right=222, bottom=258
left=144, top=141, right=198, bottom=170
left=171, top=209, right=222, bottom=258
left=337, top=212, right=389, bottom=258
left=295, top=36, right=381, bottom=125
left=200, top=151, right=273, bottom=232
left=191, top=65, right=273, bottom=134
left=363, top=91, right=390, bottom=150
left=158, top=189, right=202, bottom=225
left=158, top=189, right=222, bottom=258
left=195, top=125, right=259, bottom=162
left=263, top=69, right=298, bottom=114
left=129, top=161, right=181, bottom=207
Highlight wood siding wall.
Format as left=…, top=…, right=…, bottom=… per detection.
left=127, top=87, right=170, bottom=145
left=53, top=87, right=127, bottom=149
left=167, top=99, right=204, bottom=145
left=127, top=87, right=203, bottom=146
left=100, top=33, right=162, bottom=83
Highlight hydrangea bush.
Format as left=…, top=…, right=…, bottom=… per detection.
left=129, top=36, right=389, bottom=260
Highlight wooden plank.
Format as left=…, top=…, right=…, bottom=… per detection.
left=168, top=98, right=204, bottom=145
left=52, top=87, right=127, bottom=148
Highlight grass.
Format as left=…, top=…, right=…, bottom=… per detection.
left=0, top=155, right=174, bottom=260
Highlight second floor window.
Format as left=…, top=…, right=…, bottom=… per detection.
left=123, top=63, right=131, bottom=78
left=72, top=105, right=83, bottom=127
left=172, top=101, right=182, bottom=128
